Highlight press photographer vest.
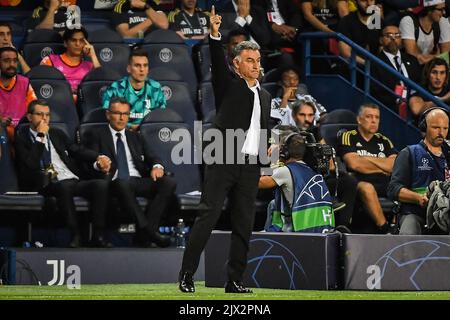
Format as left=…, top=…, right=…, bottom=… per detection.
left=401, top=142, right=447, bottom=217
left=272, top=162, right=334, bottom=233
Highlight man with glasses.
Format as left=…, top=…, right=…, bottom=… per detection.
left=399, top=0, right=445, bottom=65
left=101, top=49, right=166, bottom=131
left=14, top=99, right=112, bottom=248
left=371, top=24, right=421, bottom=112
left=86, top=97, right=176, bottom=248
left=0, top=47, right=36, bottom=130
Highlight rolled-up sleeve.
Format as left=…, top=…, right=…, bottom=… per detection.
left=387, top=147, right=411, bottom=201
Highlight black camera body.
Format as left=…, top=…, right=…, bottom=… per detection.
left=298, top=131, right=334, bottom=176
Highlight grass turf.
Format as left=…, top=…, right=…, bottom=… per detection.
left=1, top=282, right=450, bottom=300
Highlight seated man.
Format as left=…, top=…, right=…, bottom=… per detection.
left=292, top=100, right=357, bottom=229
left=270, top=66, right=326, bottom=126
left=0, top=22, right=30, bottom=74
left=40, top=27, right=100, bottom=99
left=0, top=47, right=37, bottom=134
left=29, top=0, right=76, bottom=33
left=14, top=99, right=112, bottom=248
left=338, top=103, right=398, bottom=234
left=112, top=0, right=169, bottom=38
left=259, top=132, right=335, bottom=233
left=409, top=57, right=450, bottom=117
left=168, top=0, right=210, bottom=40
left=87, top=97, right=176, bottom=248
left=101, top=49, right=166, bottom=131
left=388, top=107, right=450, bottom=235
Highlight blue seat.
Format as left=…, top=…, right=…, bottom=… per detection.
left=192, top=43, right=211, bottom=82
left=139, top=121, right=202, bottom=209
left=140, top=29, right=198, bottom=99
left=77, top=67, right=122, bottom=117
left=157, top=80, right=199, bottom=126
left=89, top=29, right=130, bottom=77
left=22, top=29, right=64, bottom=68
left=198, top=81, right=215, bottom=121
left=30, top=66, right=79, bottom=139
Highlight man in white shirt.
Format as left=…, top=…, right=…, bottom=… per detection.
left=86, top=97, right=176, bottom=248
left=14, top=99, right=112, bottom=248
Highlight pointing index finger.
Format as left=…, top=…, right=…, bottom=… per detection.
left=211, top=5, right=215, bottom=16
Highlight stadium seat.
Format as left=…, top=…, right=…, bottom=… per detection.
left=28, top=69, right=79, bottom=141
left=261, top=82, right=279, bottom=98
left=140, top=108, right=184, bottom=124
left=157, top=80, right=199, bottom=126
left=198, top=81, right=215, bottom=121
left=22, top=29, right=64, bottom=68
left=0, top=126, right=45, bottom=242
left=321, top=109, right=357, bottom=125
left=89, top=29, right=130, bottom=77
left=140, top=29, right=198, bottom=99
left=139, top=121, right=202, bottom=210
left=192, top=42, right=211, bottom=82
left=77, top=67, right=122, bottom=117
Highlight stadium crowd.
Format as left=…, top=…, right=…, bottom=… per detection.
left=1, top=0, right=450, bottom=248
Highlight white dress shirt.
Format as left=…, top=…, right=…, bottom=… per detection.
left=29, top=128, right=78, bottom=181
left=241, top=81, right=262, bottom=156
left=108, top=125, right=141, bottom=180
left=383, top=50, right=410, bottom=80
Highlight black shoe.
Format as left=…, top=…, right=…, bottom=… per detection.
left=148, top=231, right=171, bottom=248
left=90, top=235, right=114, bottom=248
left=332, top=200, right=346, bottom=212
left=69, top=234, right=81, bottom=248
left=179, top=271, right=195, bottom=293
left=224, top=281, right=253, bottom=293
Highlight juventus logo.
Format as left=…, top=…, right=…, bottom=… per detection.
left=47, top=260, right=81, bottom=289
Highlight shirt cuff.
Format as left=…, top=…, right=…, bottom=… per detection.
left=235, top=16, right=247, bottom=27
left=153, top=164, right=164, bottom=170
left=209, top=33, right=221, bottom=41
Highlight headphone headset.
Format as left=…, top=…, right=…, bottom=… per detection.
left=418, top=107, right=449, bottom=132
left=279, top=132, right=300, bottom=160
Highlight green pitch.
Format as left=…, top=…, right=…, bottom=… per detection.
left=1, top=282, right=450, bottom=300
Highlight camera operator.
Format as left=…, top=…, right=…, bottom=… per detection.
left=259, top=133, right=335, bottom=233
left=292, top=100, right=357, bottom=230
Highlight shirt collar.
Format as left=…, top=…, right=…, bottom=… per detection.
left=247, top=80, right=261, bottom=91
left=383, top=50, right=401, bottom=60
left=109, top=125, right=126, bottom=137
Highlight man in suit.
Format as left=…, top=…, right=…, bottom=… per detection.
left=371, top=24, right=421, bottom=112
left=14, top=99, right=112, bottom=248
left=87, top=96, right=176, bottom=248
left=179, top=7, right=271, bottom=294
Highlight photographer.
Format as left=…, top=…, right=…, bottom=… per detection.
left=292, top=100, right=357, bottom=230
left=259, top=133, right=334, bottom=233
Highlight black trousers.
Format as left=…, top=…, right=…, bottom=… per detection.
left=325, top=171, right=358, bottom=227
left=44, top=179, right=109, bottom=234
left=181, top=163, right=260, bottom=282
left=110, top=176, right=176, bottom=232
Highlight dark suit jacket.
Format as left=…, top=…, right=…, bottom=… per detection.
left=14, top=126, right=99, bottom=191
left=220, top=2, right=271, bottom=49
left=85, top=126, right=163, bottom=180
left=209, top=36, right=271, bottom=157
left=371, top=51, right=422, bottom=111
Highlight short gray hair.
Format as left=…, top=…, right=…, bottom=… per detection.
left=358, top=102, right=379, bottom=117
left=232, top=40, right=260, bottom=61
